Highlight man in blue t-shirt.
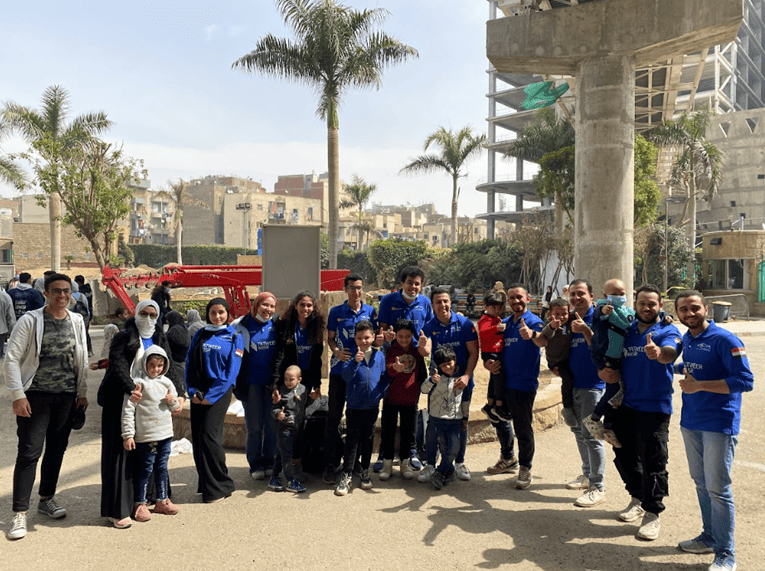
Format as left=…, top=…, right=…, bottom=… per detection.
left=322, top=273, right=378, bottom=485
left=419, top=286, right=478, bottom=483
left=602, top=284, right=682, bottom=542
left=675, top=290, right=753, bottom=571
left=485, top=283, right=544, bottom=490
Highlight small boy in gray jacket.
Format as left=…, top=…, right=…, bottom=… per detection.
left=541, top=298, right=577, bottom=427
left=122, top=345, right=181, bottom=522
left=269, top=365, right=311, bottom=493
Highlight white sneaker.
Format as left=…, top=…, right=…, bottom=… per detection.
left=574, top=487, right=606, bottom=507
left=618, top=497, right=645, bottom=522
left=379, top=459, right=393, bottom=481
left=566, top=475, right=589, bottom=490
left=250, top=470, right=265, bottom=481
left=400, top=459, right=414, bottom=480
left=8, top=512, right=26, bottom=540
left=417, top=464, right=436, bottom=483
left=636, top=512, right=660, bottom=540
left=455, top=463, right=471, bottom=481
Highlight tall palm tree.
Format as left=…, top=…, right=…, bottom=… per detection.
left=647, top=107, right=723, bottom=282
left=0, top=121, right=27, bottom=189
left=155, top=178, right=209, bottom=265
left=400, top=126, right=486, bottom=245
left=2, top=86, right=112, bottom=271
left=504, top=106, right=575, bottom=163
left=232, top=0, right=418, bottom=268
left=340, top=174, right=376, bottom=250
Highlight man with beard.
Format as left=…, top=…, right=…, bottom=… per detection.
left=674, top=290, right=752, bottom=571
left=601, top=284, right=682, bottom=542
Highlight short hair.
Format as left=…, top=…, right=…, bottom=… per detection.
left=161, top=280, right=171, bottom=287
left=506, top=282, right=528, bottom=294
left=146, top=353, right=166, bottom=364
left=399, top=265, right=425, bottom=284
left=635, top=284, right=662, bottom=299
left=115, top=307, right=127, bottom=318
left=393, top=318, right=416, bottom=335
left=569, top=278, right=592, bottom=293
left=44, top=273, right=71, bottom=291
left=354, top=320, right=375, bottom=335
left=483, top=292, right=505, bottom=307
left=74, top=275, right=85, bottom=284
left=430, top=286, right=451, bottom=302
left=284, top=364, right=302, bottom=378
left=344, top=273, right=363, bottom=287
left=433, top=345, right=457, bottom=366
left=675, top=289, right=704, bottom=306
left=19, top=272, right=31, bottom=284
left=43, top=270, right=56, bottom=277
left=549, top=297, right=570, bottom=310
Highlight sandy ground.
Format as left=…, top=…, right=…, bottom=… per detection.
left=1, top=325, right=764, bottom=570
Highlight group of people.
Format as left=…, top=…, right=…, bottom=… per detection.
left=3, top=269, right=753, bottom=571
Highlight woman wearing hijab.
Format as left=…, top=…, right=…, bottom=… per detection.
left=165, top=310, right=191, bottom=382
left=186, top=309, right=204, bottom=337
left=271, top=291, right=325, bottom=481
left=98, top=300, right=184, bottom=528
left=232, top=292, right=279, bottom=480
left=186, top=298, right=245, bottom=503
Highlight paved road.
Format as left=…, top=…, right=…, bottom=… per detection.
left=1, top=324, right=763, bottom=570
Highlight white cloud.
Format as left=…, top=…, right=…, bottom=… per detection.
left=204, top=24, right=221, bottom=41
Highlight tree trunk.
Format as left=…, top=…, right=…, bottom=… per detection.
left=177, top=218, right=183, bottom=265
left=358, top=210, right=363, bottom=252
left=49, top=193, right=61, bottom=272
left=450, top=175, right=458, bottom=245
left=687, top=180, right=697, bottom=283
left=327, top=125, right=340, bottom=268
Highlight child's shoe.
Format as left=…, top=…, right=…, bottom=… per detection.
left=431, top=470, right=445, bottom=490
left=492, top=405, right=512, bottom=423
left=268, top=476, right=284, bottom=492
left=602, top=429, right=622, bottom=448
left=372, top=453, right=384, bottom=473
left=455, top=463, right=471, bottom=481
left=287, top=479, right=306, bottom=493
left=379, top=459, right=393, bottom=481
left=607, top=387, right=625, bottom=408
left=583, top=416, right=606, bottom=440
left=409, top=449, right=423, bottom=470
left=417, top=464, right=436, bottom=483
left=335, top=472, right=352, bottom=496
left=360, top=470, right=373, bottom=490
left=481, top=404, right=500, bottom=424
left=292, top=460, right=306, bottom=483
left=443, top=470, right=457, bottom=486
left=400, top=458, right=414, bottom=480
left=153, top=498, right=179, bottom=515
left=132, top=503, right=151, bottom=522
left=561, top=407, right=578, bottom=427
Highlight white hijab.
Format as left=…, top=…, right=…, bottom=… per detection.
left=131, top=299, right=160, bottom=379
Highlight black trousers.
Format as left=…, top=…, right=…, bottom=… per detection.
left=611, top=405, right=670, bottom=515
left=380, top=402, right=416, bottom=460
left=323, top=374, right=346, bottom=468
left=342, top=408, right=378, bottom=473
left=505, top=388, right=536, bottom=470
left=14, top=391, right=76, bottom=512
left=191, top=387, right=235, bottom=502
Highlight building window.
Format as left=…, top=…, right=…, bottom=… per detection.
left=1, top=250, right=11, bottom=263
left=708, top=259, right=750, bottom=290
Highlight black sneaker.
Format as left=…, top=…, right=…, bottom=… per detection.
left=323, top=466, right=337, bottom=486
left=38, top=498, right=66, bottom=519
left=443, top=470, right=457, bottom=486
left=492, top=406, right=512, bottom=422
left=335, top=472, right=352, bottom=496
left=432, top=471, right=445, bottom=490
left=360, top=469, right=373, bottom=490
left=481, top=404, right=500, bottom=424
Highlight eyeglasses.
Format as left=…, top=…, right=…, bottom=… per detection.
left=49, top=288, right=71, bottom=296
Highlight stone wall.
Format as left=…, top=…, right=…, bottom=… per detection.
left=13, top=223, right=93, bottom=271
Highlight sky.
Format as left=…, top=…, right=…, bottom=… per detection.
left=0, top=0, right=521, bottom=217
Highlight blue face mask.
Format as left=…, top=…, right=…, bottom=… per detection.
left=607, top=294, right=627, bottom=307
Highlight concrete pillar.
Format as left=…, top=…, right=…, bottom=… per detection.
left=575, top=55, right=636, bottom=296
left=486, top=190, right=495, bottom=238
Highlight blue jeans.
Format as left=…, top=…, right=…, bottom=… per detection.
left=424, top=416, right=468, bottom=466
left=430, top=418, right=461, bottom=475
left=494, top=419, right=516, bottom=460
left=571, top=387, right=606, bottom=490
left=243, top=384, right=277, bottom=473
left=682, top=427, right=737, bottom=559
left=134, top=437, right=171, bottom=504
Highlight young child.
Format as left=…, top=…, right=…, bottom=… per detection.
left=541, top=298, right=578, bottom=427
left=477, top=292, right=511, bottom=423
left=269, top=365, right=311, bottom=493
left=381, top=318, right=427, bottom=480
left=420, top=345, right=470, bottom=490
left=122, top=346, right=181, bottom=523
left=336, top=320, right=390, bottom=496
left=583, top=279, right=635, bottom=448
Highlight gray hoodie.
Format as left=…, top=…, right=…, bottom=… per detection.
left=122, top=345, right=180, bottom=443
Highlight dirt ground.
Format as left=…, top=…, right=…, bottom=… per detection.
left=1, top=326, right=764, bottom=570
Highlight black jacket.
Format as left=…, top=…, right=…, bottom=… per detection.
left=270, top=317, right=324, bottom=392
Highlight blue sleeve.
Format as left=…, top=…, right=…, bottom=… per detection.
left=342, top=359, right=360, bottom=382
left=720, top=337, right=754, bottom=394
left=185, top=329, right=202, bottom=397
left=327, top=307, right=339, bottom=334
left=378, top=296, right=392, bottom=326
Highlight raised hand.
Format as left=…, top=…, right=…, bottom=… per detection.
left=644, top=332, right=661, bottom=360
left=549, top=312, right=562, bottom=330
left=518, top=318, right=533, bottom=340
left=431, top=372, right=440, bottom=384
left=130, top=383, right=142, bottom=404
left=383, top=326, right=396, bottom=343
left=678, top=373, right=700, bottom=394
left=570, top=311, right=586, bottom=333
left=419, top=329, right=428, bottom=346
left=164, top=389, right=175, bottom=405
left=392, top=356, right=406, bottom=373
left=356, top=347, right=364, bottom=362
left=277, top=407, right=285, bottom=421
left=375, top=327, right=384, bottom=346
left=602, top=300, right=614, bottom=316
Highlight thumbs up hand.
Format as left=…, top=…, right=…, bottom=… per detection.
left=392, top=356, right=406, bottom=373
left=518, top=318, right=533, bottom=340
left=419, top=329, right=428, bottom=346
left=355, top=347, right=364, bottom=362
left=383, top=326, right=396, bottom=343
left=130, top=383, right=142, bottom=404
left=645, top=332, right=661, bottom=360
left=277, top=407, right=285, bottom=421
left=602, top=300, right=614, bottom=316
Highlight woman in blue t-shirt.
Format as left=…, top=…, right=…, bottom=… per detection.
left=271, top=291, right=325, bottom=481
left=186, top=298, right=245, bottom=503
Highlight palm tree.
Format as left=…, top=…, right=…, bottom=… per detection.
left=400, top=126, right=486, bottom=245
left=2, top=86, right=112, bottom=271
left=504, top=106, right=575, bottom=163
left=340, top=174, right=376, bottom=250
left=155, top=178, right=210, bottom=265
left=0, top=121, right=27, bottom=189
left=647, top=107, right=723, bottom=282
left=232, top=0, right=418, bottom=268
